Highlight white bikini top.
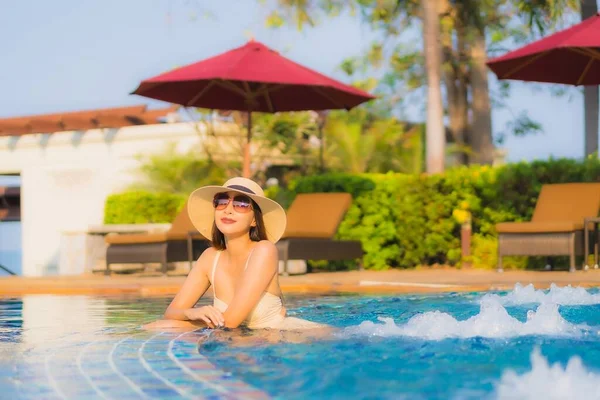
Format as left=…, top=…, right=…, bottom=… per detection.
left=211, top=249, right=284, bottom=329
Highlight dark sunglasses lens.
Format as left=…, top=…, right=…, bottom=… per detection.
left=233, top=196, right=252, bottom=212
left=213, top=193, right=229, bottom=209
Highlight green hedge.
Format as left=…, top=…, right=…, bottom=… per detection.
left=291, top=173, right=376, bottom=198
left=264, top=173, right=375, bottom=209
left=319, top=169, right=502, bottom=270
left=103, top=157, right=600, bottom=270
left=287, top=158, right=600, bottom=270
left=104, top=191, right=186, bottom=224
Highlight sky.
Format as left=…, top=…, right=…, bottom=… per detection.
left=0, top=0, right=591, bottom=163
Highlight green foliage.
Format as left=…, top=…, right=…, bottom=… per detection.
left=516, top=0, right=579, bottom=35
left=469, top=234, right=497, bottom=269
left=104, top=192, right=186, bottom=224
left=290, top=173, right=376, bottom=198
left=468, top=234, right=529, bottom=270
left=261, top=0, right=581, bottom=156
left=322, top=108, right=424, bottom=174
left=337, top=174, right=412, bottom=270
left=131, top=144, right=229, bottom=195
left=264, top=184, right=296, bottom=209
left=497, top=112, right=543, bottom=144
left=253, top=111, right=318, bottom=156
left=285, top=157, right=600, bottom=270
left=194, top=107, right=423, bottom=177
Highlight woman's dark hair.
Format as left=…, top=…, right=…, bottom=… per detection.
left=211, top=199, right=268, bottom=250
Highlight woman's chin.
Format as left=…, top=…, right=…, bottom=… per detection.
left=216, top=225, right=248, bottom=238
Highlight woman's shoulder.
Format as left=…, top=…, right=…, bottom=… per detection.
left=254, top=240, right=277, bottom=252
left=251, top=241, right=278, bottom=259
left=195, top=247, right=219, bottom=271
left=201, top=246, right=219, bottom=258
left=248, top=241, right=278, bottom=272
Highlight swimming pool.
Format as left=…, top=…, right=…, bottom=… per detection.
left=1, top=284, right=600, bottom=399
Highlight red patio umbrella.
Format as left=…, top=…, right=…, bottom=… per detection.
left=132, top=40, right=375, bottom=177
left=486, top=13, right=600, bottom=85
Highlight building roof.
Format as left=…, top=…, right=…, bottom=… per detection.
left=0, top=104, right=179, bottom=137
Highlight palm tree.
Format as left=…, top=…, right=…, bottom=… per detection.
left=421, top=0, right=446, bottom=173
left=323, top=118, right=377, bottom=173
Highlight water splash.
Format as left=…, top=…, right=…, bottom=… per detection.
left=342, top=296, right=583, bottom=339
left=484, top=283, right=600, bottom=306
left=496, top=348, right=600, bottom=400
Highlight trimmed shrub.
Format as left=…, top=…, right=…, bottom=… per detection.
left=104, top=191, right=186, bottom=224
left=290, top=173, right=376, bottom=198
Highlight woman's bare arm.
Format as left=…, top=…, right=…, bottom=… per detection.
left=222, top=241, right=278, bottom=328
left=163, top=247, right=216, bottom=320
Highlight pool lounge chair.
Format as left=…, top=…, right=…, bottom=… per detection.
left=277, top=193, right=364, bottom=275
left=105, top=202, right=209, bottom=275
left=496, top=182, right=600, bottom=272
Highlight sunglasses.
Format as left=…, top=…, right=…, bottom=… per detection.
left=213, top=193, right=253, bottom=213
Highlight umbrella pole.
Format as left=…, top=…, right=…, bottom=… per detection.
left=319, top=116, right=325, bottom=173
left=242, top=111, right=252, bottom=178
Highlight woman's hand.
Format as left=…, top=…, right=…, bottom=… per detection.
left=184, top=306, right=224, bottom=328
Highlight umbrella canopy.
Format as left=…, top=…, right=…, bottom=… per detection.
left=487, top=13, right=600, bottom=85
left=132, top=40, right=375, bottom=177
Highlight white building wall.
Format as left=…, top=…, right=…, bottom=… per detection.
left=0, top=122, right=246, bottom=276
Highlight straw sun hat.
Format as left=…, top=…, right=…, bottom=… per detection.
left=187, top=177, right=287, bottom=243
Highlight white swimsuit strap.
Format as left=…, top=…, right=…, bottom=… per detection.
left=244, top=247, right=256, bottom=271
left=211, top=251, right=222, bottom=296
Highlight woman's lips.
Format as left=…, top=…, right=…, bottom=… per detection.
left=220, top=218, right=236, bottom=224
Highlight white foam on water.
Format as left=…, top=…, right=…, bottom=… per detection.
left=484, top=283, right=600, bottom=306
left=496, top=348, right=600, bottom=400
left=342, top=296, right=583, bottom=339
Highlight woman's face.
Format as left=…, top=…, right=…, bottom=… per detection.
left=213, top=191, right=256, bottom=238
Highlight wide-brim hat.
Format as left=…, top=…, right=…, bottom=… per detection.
left=188, top=177, right=287, bottom=243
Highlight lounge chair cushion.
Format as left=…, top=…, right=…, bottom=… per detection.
left=166, top=232, right=207, bottom=241
left=496, top=221, right=583, bottom=234
left=496, top=183, right=600, bottom=234
left=531, top=183, right=600, bottom=223
left=105, top=231, right=207, bottom=244
left=283, top=193, right=352, bottom=239
left=105, top=232, right=168, bottom=244
left=168, top=200, right=198, bottom=235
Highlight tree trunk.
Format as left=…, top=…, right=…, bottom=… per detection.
left=468, top=27, right=495, bottom=165
left=422, top=0, right=446, bottom=173
left=581, top=0, right=599, bottom=157
left=441, top=18, right=469, bottom=166
left=455, top=27, right=470, bottom=164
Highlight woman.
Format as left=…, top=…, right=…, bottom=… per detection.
left=146, top=177, right=325, bottom=331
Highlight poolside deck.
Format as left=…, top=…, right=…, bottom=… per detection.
left=2, top=268, right=600, bottom=297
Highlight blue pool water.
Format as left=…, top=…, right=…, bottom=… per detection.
left=1, top=284, right=600, bottom=399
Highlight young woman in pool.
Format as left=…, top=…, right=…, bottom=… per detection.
left=146, top=177, right=325, bottom=331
